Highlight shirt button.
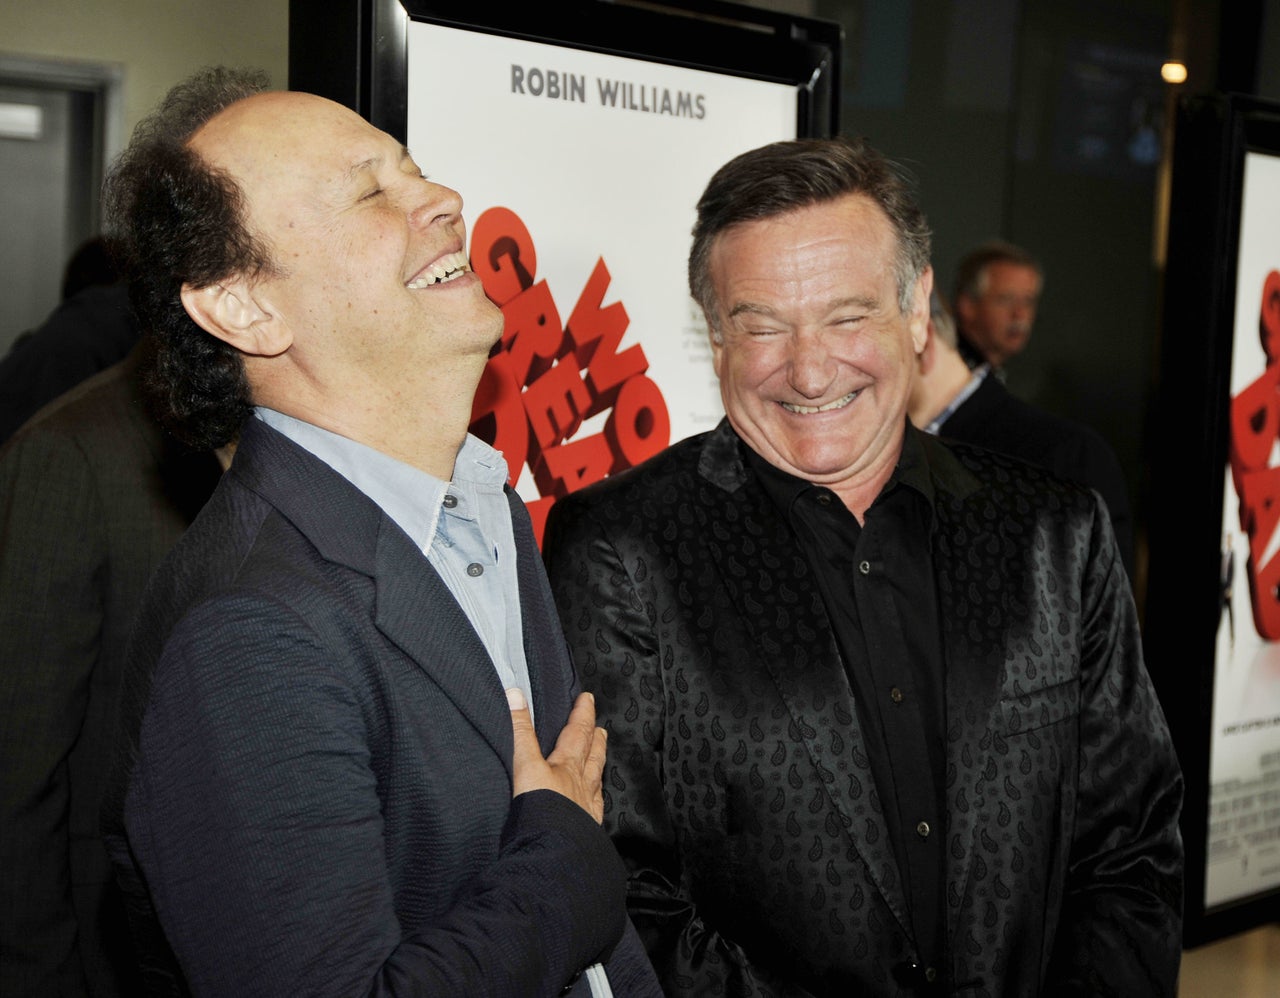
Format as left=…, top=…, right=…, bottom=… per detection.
left=443, top=494, right=458, bottom=508
left=916, top=820, right=930, bottom=839
left=858, top=560, right=871, bottom=575
left=816, top=493, right=832, bottom=505
left=466, top=563, right=484, bottom=577
left=924, top=967, right=938, bottom=983
left=890, top=687, right=904, bottom=703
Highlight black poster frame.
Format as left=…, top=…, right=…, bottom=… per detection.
left=288, top=0, right=841, bottom=143
left=286, top=0, right=842, bottom=540
left=1146, top=91, right=1280, bottom=947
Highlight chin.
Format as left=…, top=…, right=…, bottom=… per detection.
left=781, top=445, right=853, bottom=479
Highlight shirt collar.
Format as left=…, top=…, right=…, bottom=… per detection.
left=741, top=419, right=936, bottom=519
left=253, top=408, right=509, bottom=552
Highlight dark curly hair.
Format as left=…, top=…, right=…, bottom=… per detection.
left=688, top=137, right=931, bottom=341
left=103, top=66, right=276, bottom=450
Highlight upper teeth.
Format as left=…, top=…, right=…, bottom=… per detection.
left=407, top=251, right=471, bottom=289
left=781, top=391, right=858, bottom=415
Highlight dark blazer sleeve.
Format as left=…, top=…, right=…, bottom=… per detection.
left=0, top=424, right=108, bottom=997
left=544, top=500, right=816, bottom=998
left=1044, top=500, right=1183, bottom=995
left=126, top=591, right=629, bottom=998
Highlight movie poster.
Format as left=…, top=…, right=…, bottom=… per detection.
left=1211, top=149, right=1280, bottom=907
left=404, top=20, right=798, bottom=541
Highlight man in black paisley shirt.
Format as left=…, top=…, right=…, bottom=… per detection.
left=541, top=137, right=1183, bottom=997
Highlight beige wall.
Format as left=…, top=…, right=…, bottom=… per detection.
left=5, top=0, right=289, bottom=140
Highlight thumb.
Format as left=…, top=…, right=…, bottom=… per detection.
left=507, top=686, right=537, bottom=749
left=508, top=687, right=543, bottom=797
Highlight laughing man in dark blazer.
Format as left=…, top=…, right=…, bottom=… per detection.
left=98, top=68, right=659, bottom=998
left=542, top=138, right=1183, bottom=996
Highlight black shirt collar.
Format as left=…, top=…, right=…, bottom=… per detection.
left=740, top=420, right=936, bottom=522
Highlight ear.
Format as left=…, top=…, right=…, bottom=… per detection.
left=909, top=266, right=933, bottom=355
left=917, top=321, right=938, bottom=375
left=180, top=278, right=291, bottom=357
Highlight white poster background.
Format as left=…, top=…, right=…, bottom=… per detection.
left=406, top=20, right=797, bottom=508
left=1211, top=149, right=1280, bottom=907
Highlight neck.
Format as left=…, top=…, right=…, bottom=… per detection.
left=910, top=348, right=975, bottom=428
left=248, top=359, right=484, bottom=481
left=827, top=424, right=905, bottom=525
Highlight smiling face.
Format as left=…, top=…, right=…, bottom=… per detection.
left=707, top=193, right=930, bottom=506
left=186, top=91, right=502, bottom=415
left=955, top=260, right=1041, bottom=367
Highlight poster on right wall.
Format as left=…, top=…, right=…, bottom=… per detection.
left=1148, top=93, right=1280, bottom=944
left=1213, top=148, right=1280, bottom=909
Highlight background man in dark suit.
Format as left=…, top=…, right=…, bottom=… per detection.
left=0, top=239, right=141, bottom=445
left=909, top=293, right=1135, bottom=578
left=0, top=342, right=223, bottom=997
left=542, top=138, right=1183, bottom=996
left=99, top=68, right=659, bottom=997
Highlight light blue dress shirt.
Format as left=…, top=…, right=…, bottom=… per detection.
left=924, top=363, right=989, bottom=435
left=254, top=407, right=533, bottom=714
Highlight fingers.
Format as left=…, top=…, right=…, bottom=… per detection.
left=551, top=692, right=599, bottom=759
left=507, top=688, right=609, bottom=823
left=586, top=725, right=607, bottom=822
left=555, top=694, right=606, bottom=824
left=567, top=689, right=598, bottom=728
left=585, top=722, right=608, bottom=777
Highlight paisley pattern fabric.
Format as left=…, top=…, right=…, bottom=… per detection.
left=542, top=420, right=1182, bottom=997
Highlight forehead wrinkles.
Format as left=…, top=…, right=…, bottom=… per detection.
left=339, top=144, right=412, bottom=185
left=716, top=232, right=895, bottom=321
left=191, top=94, right=399, bottom=191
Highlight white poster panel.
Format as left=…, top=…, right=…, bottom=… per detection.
left=1211, top=149, right=1280, bottom=906
left=406, top=20, right=797, bottom=539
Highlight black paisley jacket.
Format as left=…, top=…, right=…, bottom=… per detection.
left=543, top=419, right=1183, bottom=998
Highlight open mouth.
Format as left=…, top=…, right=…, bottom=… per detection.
left=780, top=390, right=859, bottom=415
left=406, top=250, right=471, bottom=289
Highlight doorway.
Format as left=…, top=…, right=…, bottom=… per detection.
left=0, top=57, right=122, bottom=356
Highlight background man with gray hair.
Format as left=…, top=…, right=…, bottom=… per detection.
left=951, top=239, right=1043, bottom=372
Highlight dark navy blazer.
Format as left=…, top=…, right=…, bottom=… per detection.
left=102, top=416, right=660, bottom=998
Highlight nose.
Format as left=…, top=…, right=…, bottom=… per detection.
left=788, top=329, right=836, bottom=398
left=409, top=180, right=463, bottom=229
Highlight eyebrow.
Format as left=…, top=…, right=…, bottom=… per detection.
left=727, top=294, right=880, bottom=320
left=340, top=145, right=413, bottom=186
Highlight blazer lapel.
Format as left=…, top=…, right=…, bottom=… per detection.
left=505, top=492, right=577, bottom=756
left=371, top=518, right=516, bottom=772
left=696, top=422, right=914, bottom=940
left=234, top=417, right=517, bottom=775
